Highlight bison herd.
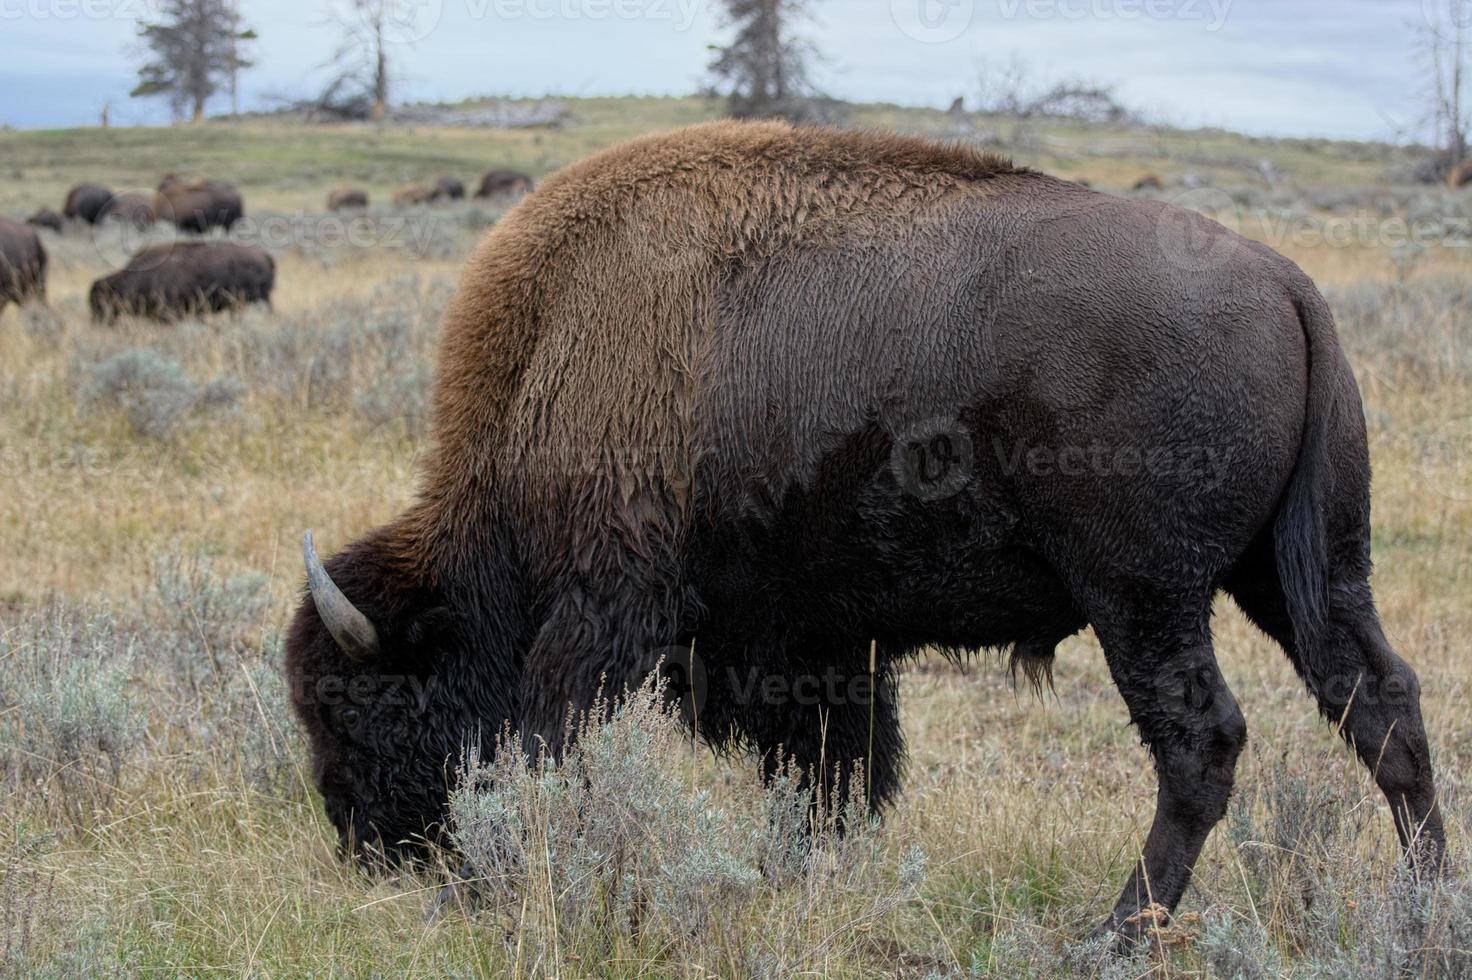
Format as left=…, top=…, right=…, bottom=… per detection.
left=329, top=167, right=532, bottom=211
left=2, top=164, right=534, bottom=324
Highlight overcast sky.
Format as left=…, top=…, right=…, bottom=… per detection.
left=0, top=0, right=1441, bottom=141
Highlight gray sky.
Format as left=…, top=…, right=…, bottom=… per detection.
left=0, top=0, right=1440, bottom=141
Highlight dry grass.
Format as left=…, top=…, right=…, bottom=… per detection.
left=1, top=101, right=1469, bottom=976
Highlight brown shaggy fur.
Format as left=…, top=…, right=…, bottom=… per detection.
left=407, top=121, right=1020, bottom=569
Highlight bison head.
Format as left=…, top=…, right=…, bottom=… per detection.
left=285, top=530, right=492, bottom=868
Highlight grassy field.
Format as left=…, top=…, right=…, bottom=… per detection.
left=1, top=97, right=1470, bottom=976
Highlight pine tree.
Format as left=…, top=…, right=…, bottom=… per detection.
left=706, top=0, right=822, bottom=121
left=131, top=0, right=256, bottom=123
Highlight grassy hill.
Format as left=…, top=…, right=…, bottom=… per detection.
left=1, top=98, right=1469, bottom=976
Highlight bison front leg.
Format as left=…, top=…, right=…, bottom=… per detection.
left=1094, top=618, right=1247, bottom=946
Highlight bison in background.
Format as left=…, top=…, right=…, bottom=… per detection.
left=0, top=216, right=47, bottom=315
left=155, top=180, right=244, bottom=233
left=473, top=169, right=533, bottom=199
left=432, top=176, right=466, bottom=200
left=99, top=193, right=156, bottom=227
left=90, top=241, right=273, bottom=323
left=27, top=208, right=63, bottom=233
left=63, top=183, right=113, bottom=224
left=328, top=188, right=369, bottom=210
left=393, top=184, right=434, bottom=206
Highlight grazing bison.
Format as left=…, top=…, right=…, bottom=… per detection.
left=328, top=187, right=369, bottom=211
left=393, top=184, right=433, bottom=206
left=99, top=192, right=155, bottom=227
left=473, top=168, right=533, bottom=199
left=155, top=180, right=243, bottom=233
left=89, top=241, right=272, bottom=323
left=0, top=216, right=47, bottom=314
left=431, top=176, right=466, bottom=201
left=63, top=183, right=113, bottom=224
left=1131, top=173, right=1165, bottom=192
left=26, top=208, right=63, bottom=233
left=286, top=122, right=1444, bottom=943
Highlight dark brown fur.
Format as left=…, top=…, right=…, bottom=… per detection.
left=328, top=187, right=370, bottom=210
left=286, top=121, right=1444, bottom=942
left=90, top=241, right=273, bottom=323
left=62, top=183, right=112, bottom=224
left=472, top=169, right=533, bottom=199
left=432, top=177, right=465, bottom=201
left=26, top=208, right=63, bottom=233
left=99, top=192, right=156, bottom=227
left=154, top=180, right=243, bottom=233
left=0, top=215, right=47, bottom=314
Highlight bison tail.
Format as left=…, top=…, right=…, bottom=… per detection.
left=1272, top=283, right=1343, bottom=661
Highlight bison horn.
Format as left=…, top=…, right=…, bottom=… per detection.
left=302, top=530, right=380, bottom=662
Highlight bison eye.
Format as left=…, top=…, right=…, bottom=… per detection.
left=338, top=706, right=363, bottom=733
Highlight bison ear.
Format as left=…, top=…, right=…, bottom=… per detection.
left=406, top=607, right=457, bottom=649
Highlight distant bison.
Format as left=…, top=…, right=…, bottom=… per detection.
left=473, top=169, right=534, bottom=199
left=0, top=215, right=47, bottom=315
left=99, top=192, right=156, bottom=227
left=26, top=208, right=63, bottom=233
left=63, top=183, right=113, bottom=224
left=432, top=176, right=465, bottom=200
left=328, top=187, right=369, bottom=211
left=155, top=180, right=244, bottom=233
left=1448, top=160, right=1472, bottom=189
left=393, top=184, right=433, bottom=206
left=1131, top=173, right=1165, bottom=192
left=90, top=241, right=273, bottom=323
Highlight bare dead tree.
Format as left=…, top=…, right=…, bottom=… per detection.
left=320, top=0, right=424, bottom=122
left=1417, top=0, right=1471, bottom=176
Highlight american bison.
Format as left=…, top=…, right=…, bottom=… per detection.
left=431, top=176, right=465, bottom=201
left=286, top=122, right=1444, bottom=944
left=90, top=241, right=273, bottom=323
left=99, top=192, right=155, bottom=227
left=63, top=183, right=113, bottom=224
left=0, top=216, right=47, bottom=314
left=472, top=168, right=533, bottom=199
left=1448, top=159, right=1472, bottom=189
left=328, top=187, right=369, bottom=211
left=393, top=184, right=433, bottom=206
left=26, top=208, right=63, bottom=233
left=155, top=180, right=243, bottom=233
left=1131, top=173, right=1165, bottom=192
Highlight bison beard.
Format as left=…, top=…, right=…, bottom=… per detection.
left=284, top=120, right=1446, bottom=944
